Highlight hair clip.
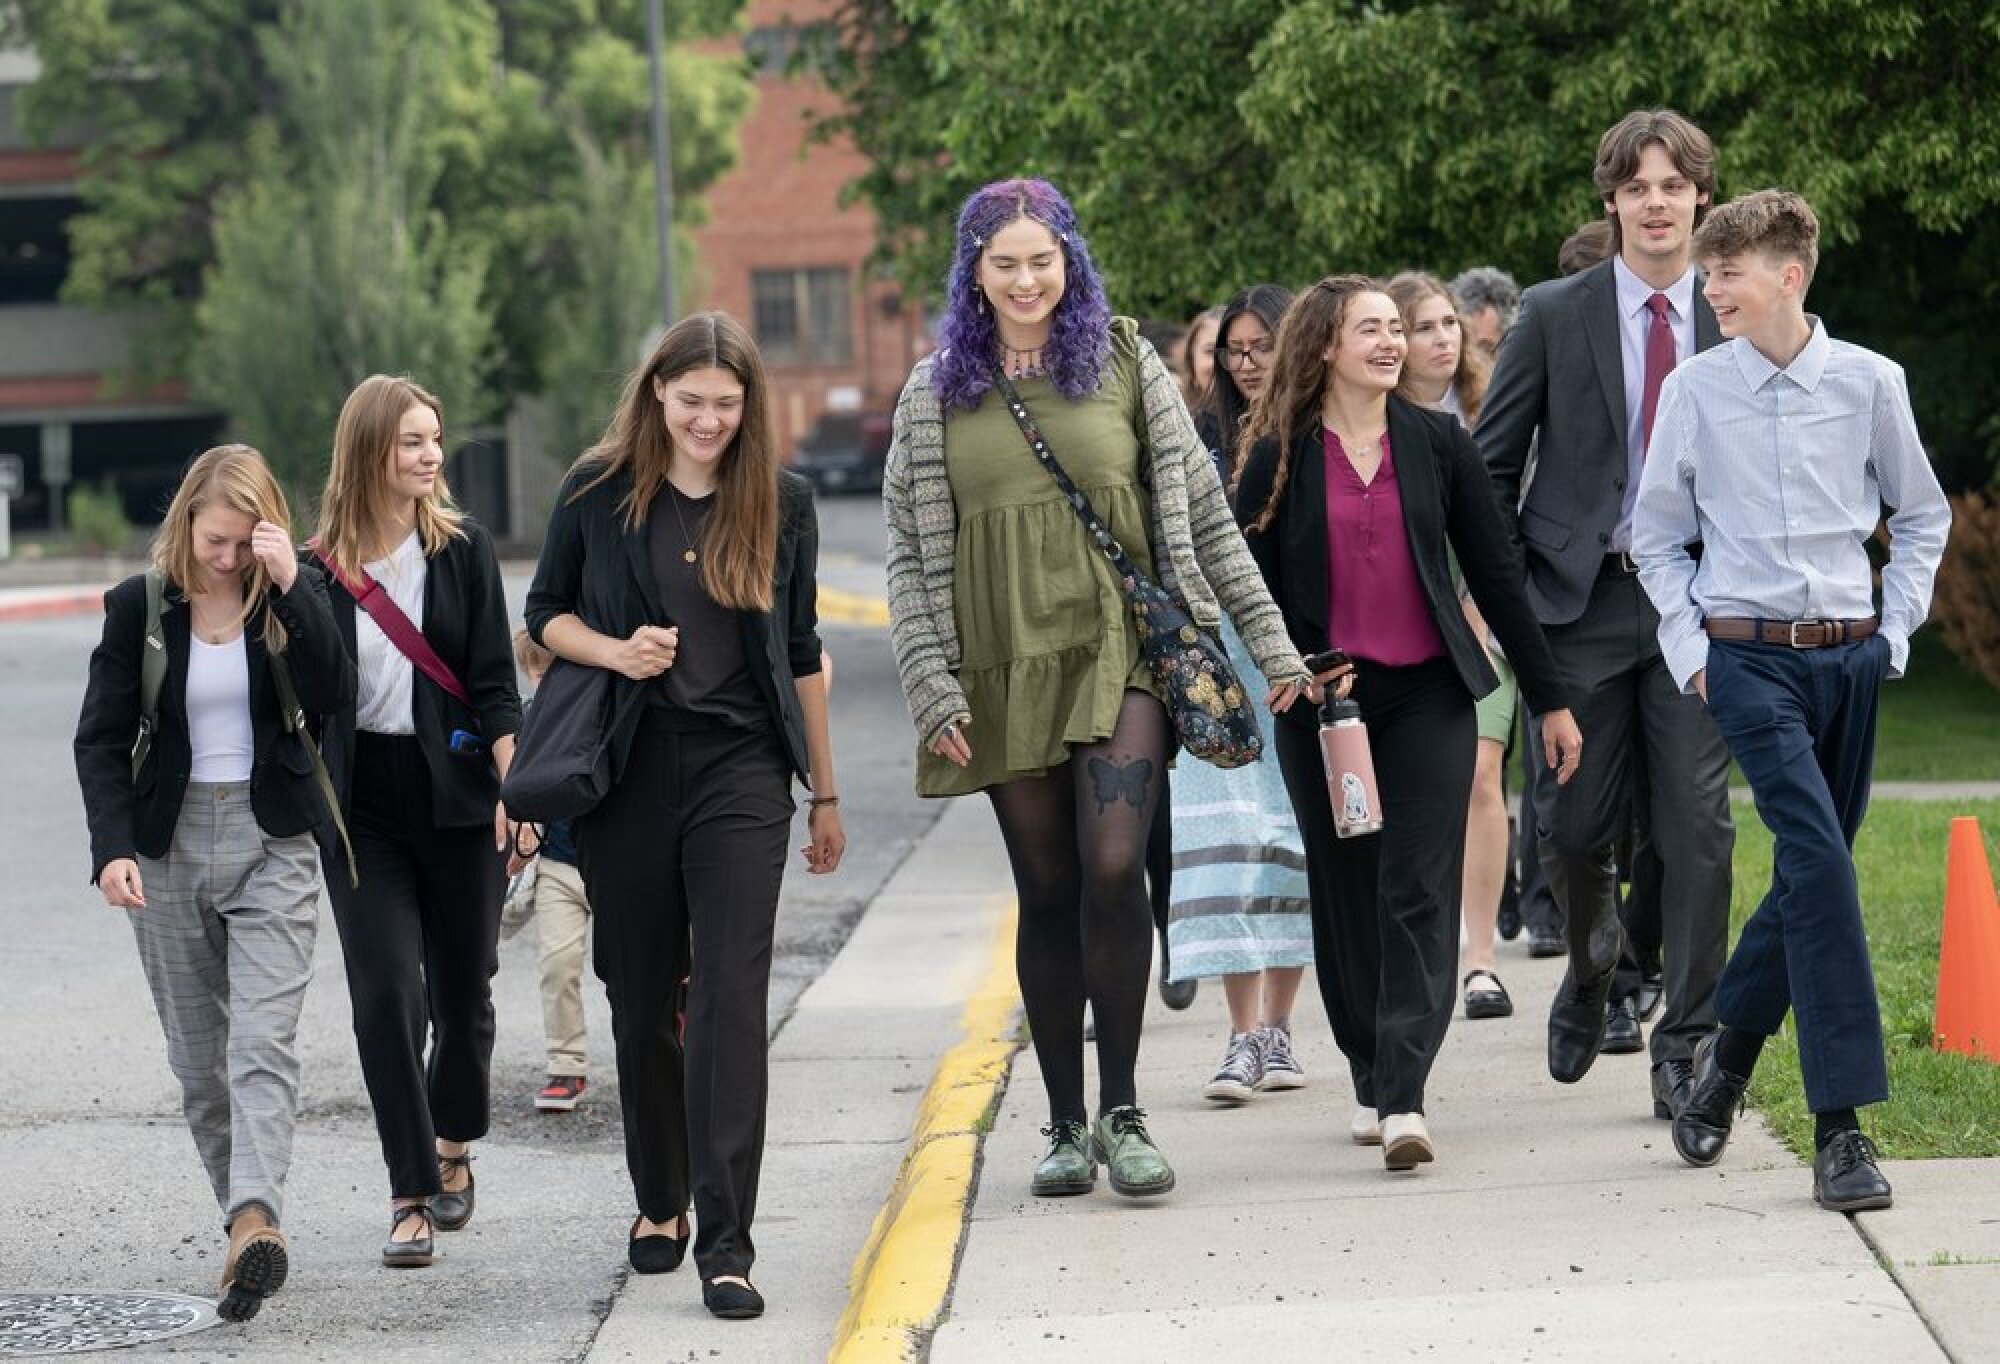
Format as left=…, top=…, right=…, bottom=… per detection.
left=969, top=231, right=984, bottom=249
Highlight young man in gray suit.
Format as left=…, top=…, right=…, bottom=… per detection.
left=1478, top=109, right=1735, bottom=1120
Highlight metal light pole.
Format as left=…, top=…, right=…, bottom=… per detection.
left=645, top=0, right=678, bottom=326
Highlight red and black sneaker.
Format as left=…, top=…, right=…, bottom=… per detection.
left=535, top=1074, right=587, bottom=1113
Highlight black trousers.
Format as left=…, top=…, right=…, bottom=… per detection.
left=325, top=732, right=505, bottom=1199
left=575, top=712, right=794, bottom=1280
left=1534, top=571, right=1733, bottom=1064
left=1273, top=658, right=1475, bottom=1116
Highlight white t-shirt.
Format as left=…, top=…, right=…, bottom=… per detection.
left=186, top=634, right=255, bottom=782
left=354, top=531, right=428, bottom=736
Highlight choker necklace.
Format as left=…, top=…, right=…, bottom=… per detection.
left=1002, top=345, right=1047, bottom=379
left=668, top=484, right=702, bottom=564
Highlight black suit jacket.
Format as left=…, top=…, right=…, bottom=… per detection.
left=308, top=519, right=522, bottom=829
left=523, top=467, right=825, bottom=787
left=1235, top=396, right=1569, bottom=731
left=1477, top=259, right=1721, bottom=625
left=74, top=564, right=355, bottom=882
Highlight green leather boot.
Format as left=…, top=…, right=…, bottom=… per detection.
left=1031, top=1119, right=1096, bottom=1196
left=1091, top=1106, right=1176, bottom=1197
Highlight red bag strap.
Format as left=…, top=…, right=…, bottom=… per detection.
left=313, top=540, right=472, bottom=708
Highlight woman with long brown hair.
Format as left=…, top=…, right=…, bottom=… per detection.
left=1235, top=276, right=1581, bottom=1170
left=523, top=311, right=843, bottom=1320
left=75, top=444, right=352, bottom=1321
left=310, top=375, right=522, bottom=1269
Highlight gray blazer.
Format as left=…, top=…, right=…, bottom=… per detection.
left=1477, top=259, right=1721, bottom=626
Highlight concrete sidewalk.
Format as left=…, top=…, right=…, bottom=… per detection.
left=930, top=942, right=1984, bottom=1361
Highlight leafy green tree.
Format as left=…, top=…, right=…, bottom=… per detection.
left=823, top=0, right=2000, bottom=486
left=190, top=0, right=494, bottom=493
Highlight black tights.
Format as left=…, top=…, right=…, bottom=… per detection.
left=988, top=690, right=1171, bottom=1125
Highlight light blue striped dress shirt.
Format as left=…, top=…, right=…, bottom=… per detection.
left=1632, top=318, right=1952, bottom=693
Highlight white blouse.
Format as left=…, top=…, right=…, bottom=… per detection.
left=354, top=531, right=428, bottom=736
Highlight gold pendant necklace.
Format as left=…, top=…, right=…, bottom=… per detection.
left=669, top=484, right=700, bottom=564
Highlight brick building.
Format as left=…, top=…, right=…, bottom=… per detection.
left=691, top=0, right=928, bottom=452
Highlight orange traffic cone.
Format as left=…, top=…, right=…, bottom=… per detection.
left=1934, top=817, right=2000, bottom=1063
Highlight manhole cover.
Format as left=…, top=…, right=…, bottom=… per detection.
left=0, top=1292, right=219, bottom=1356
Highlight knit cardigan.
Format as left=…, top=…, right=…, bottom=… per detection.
left=883, top=325, right=1311, bottom=748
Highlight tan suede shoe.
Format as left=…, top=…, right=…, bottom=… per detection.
left=218, top=1205, right=289, bottom=1322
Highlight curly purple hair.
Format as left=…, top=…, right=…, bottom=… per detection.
left=931, top=178, right=1112, bottom=412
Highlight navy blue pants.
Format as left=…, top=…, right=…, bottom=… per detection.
left=1704, top=634, right=1892, bottom=1112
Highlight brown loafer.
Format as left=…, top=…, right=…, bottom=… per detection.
left=218, top=1205, right=289, bottom=1322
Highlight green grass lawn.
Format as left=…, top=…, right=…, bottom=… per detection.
left=1871, top=632, right=2000, bottom=781
left=1731, top=797, right=2000, bottom=1160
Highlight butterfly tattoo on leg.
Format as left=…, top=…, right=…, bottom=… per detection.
left=1088, top=756, right=1154, bottom=814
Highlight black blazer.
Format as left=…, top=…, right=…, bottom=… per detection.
left=74, top=564, right=355, bottom=882
left=308, top=519, right=522, bottom=829
left=1235, top=396, right=1569, bottom=730
left=1477, top=259, right=1721, bottom=625
left=523, top=466, right=825, bottom=787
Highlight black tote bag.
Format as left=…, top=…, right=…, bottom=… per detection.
left=500, top=658, right=628, bottom=823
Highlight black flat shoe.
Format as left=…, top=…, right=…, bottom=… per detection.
left=1814, top=1130, right=1893, bottom=1212
left=1672, top=1033, right=1749, bottom=1168
left=1602, top=996, right=1644, bottom=1054
left=628, top=1214, right=690, bottom=1275
left=703, top=1277, right=764, bottom=1319
left=432, top=1151, right=475, bottom=1231
left=381, top=1204, right=435, bottom=1269
left=1462, top=969, right=1513, bottom=1020
left=1651, top=1057, right=1694, bottom=1120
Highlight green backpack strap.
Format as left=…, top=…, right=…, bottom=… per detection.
left=130, top=569, right=168, bottom=782
left=269, top=650, right=359, bottom=888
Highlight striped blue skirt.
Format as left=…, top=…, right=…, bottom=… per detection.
left=1165, top=617, right=1314, bottom=982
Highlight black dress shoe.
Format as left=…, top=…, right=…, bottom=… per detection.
left=1526, top=926, right=1566, bottom=959
left=1497, top=867, right=1523, bottom=942
left=1547, top=963, right=1617, bottom=1083
left=1814, top=1130, right=1893, bottom=1212
left=1602, top=996, right=1644, bottom=1054
left=432, top=1152, right=475, bottom=1231
left=1634, top=969, right=1665, bottom=1023
left=1650, top=1057, right=1694, bottom=1120
left=1672, top=1033, right=1749, bottom=1167
left=1157, top=973, right=1198, bottom=1011
left=702, top=1277, right=765, bottom=1319
left=628, top=1214, right=690, bottom=1274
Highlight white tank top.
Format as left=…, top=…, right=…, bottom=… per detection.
left=186, top=634, right=255, bottom=782
left=355, top=531, right=428, bottom=736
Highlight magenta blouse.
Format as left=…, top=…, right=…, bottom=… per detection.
left=1324, top=428, right=1449, bottom=667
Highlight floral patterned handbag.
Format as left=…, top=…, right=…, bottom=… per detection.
left=992, top=368, right=1263, bottom=769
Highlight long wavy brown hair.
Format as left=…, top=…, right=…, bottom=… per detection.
left=1236, top=274, right=1381, bottom=534
left=315, top=374, right=467, bottom=580
left=1386, top=270, right=1489, bottom=428
left=152, top=443, right=292, bottom=651
left=570, top=311, right=779, bottom=613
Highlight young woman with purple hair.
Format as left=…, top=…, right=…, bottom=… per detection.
left=884, top=179, right=1313, bottom=1200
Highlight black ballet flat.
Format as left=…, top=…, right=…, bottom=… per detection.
left=627, top=1214, right=689, bottom=1275
left=702, top=1276, right=764, bottom=1319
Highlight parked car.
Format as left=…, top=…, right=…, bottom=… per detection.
left=791, top=410, right=892, bottom=494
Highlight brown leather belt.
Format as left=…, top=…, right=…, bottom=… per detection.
left=1704, top=617, right=1878, bottom=649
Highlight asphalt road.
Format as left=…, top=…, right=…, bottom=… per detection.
left=0, top=491, right=941, bottom=1357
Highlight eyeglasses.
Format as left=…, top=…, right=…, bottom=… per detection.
left=1215, top=339, right=1275, bottom=368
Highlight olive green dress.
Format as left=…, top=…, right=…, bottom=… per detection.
left=916, top=327, right=1160, bottom=797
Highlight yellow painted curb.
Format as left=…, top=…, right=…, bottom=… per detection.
left=829, top=898, right=1022, bottom=1363
left=819, top=585, right=891, bottom=627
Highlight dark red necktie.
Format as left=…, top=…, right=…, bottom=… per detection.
left=1639, top=292, right=1675, bottom=453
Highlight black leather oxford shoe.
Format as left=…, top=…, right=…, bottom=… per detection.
left=1672, top=1033, right=1749, bottom=1167
left=1814, top=1130, right=1893, bottom=1212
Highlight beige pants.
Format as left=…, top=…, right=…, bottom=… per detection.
left=533, top=858, right=591, bottom=1075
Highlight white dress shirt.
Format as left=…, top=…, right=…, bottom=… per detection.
left=1611, top=256, right=1697, bottom=551
left=355, top=531, right=427, bottom=735
left=1632, top=317, right=1952, bottom=692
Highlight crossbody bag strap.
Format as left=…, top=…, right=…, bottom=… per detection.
left=311, top=539, right=473, bottom=708
left=991, top=367, right=1148, bottom=585
left=267, top=649, right=359, bottom=888
left=130, top=568, right=170, bottom=781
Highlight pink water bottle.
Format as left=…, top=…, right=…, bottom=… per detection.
left=1319, top=696, right=1383, bottom=838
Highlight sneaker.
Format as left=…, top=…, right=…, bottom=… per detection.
left=1030, top=1119, right=1096, bottom=1197
left=1200, top=1031, right=1263, bottom=1104
left=1090, top=1106, right=1176, bottom=1197
left=1254, top=1025, right=1307, bottom=1091
left=536, top=1074, right=587, bottom=1112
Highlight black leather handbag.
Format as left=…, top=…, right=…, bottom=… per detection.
left=992, top=368, right=1264, bottom=769
left=500, top=657, right=631, bottom=822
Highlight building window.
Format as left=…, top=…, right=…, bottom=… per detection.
left=751, top=267, right=852, bottom=366
left=743, top=23, right=838, bottom=77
